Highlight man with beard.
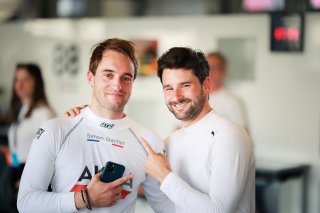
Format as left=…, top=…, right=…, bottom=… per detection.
left=141, top=47, right=255, bottom=213
left=17, top=38, right=173, bottom=213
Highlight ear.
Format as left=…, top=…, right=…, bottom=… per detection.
left=202, top=76, right=211, bottom=94
left=87, top=71, right=94, bottom=87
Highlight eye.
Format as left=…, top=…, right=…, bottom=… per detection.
left=104, top=73, right=113, bottom=78
left=123, top=76, right=133, bottom=83
left=164, top=87, right=173, bottom=91
left=183, top=84, right=190, bottom=88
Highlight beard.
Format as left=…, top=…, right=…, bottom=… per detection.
left=166, top=90, right=206, bottom=121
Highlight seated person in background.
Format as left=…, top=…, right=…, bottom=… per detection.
left=7, top=63, right=55, bottom=209
left=206, top=52, right=248, bottom=130
left=18, top=38, right=173, bottom=213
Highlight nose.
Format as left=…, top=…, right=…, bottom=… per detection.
left=15, top=80, right=24, bottom=91
left=111, top=77, right=122, bottom=90
left=172, top=88, right=184, bottom=102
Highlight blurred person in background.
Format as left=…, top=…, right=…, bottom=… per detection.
left=7, top=63, right=55, bottom=211
left=206, top=52, right=248, bottom=130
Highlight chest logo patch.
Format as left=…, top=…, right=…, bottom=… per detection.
left=70, top=165, right=132, bottom=199
left=100, top=122, right=114, bottom=129
left=35, top=128, right=45, bottom=139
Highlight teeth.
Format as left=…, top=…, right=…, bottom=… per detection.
left=173, top=102, right=188, bottom=110
left=175, top=103, right=185, bottom=107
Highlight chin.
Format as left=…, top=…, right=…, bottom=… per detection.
left=172, top=112, right=186, bottom=120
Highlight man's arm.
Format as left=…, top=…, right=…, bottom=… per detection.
left=17, top=121, right=76, bottom=212
left=141, top=130, right=254, bottom=213
left=141, top=171, right=175, bottom=213
left=138, top=136, right=174, bottom=213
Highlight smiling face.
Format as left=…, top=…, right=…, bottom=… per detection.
left=88, top=50, right=134, bottom=119
left=162, top=68, right=211, bottom=126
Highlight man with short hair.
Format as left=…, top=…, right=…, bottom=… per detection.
left=17, top=38, right=173, bottom=213
left=141, top=47, right=255, bottom=213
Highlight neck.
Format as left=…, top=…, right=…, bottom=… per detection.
left=181, top=102, right=212, bottom=128
left=91, top=103, right=125, bottom=120
left=21, top=98, right=31, bottom=107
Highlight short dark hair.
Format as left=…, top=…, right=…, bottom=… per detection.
left=89, top=38, right=138, bottom=79
left=206, top=52, right=227, bottom=66
left=157, top=47, right=209, bottom=84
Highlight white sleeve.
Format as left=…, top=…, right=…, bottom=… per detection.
left=140, top=133, right=175, bottom=213
left=160, top=129, right=253, bottom=213
left=17, top=120, right=77, bottom=213
left=142, top=174, right=175, bottom=213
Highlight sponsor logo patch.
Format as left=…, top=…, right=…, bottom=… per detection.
left=100, top=122, right=114, bottom=129
left=36, top=128, right=45, bottom=139
left=70, top=165, right=132, bottom=199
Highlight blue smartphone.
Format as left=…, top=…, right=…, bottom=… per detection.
left=100, top=161, right=125, bottom=183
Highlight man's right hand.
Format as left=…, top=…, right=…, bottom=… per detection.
left=75, top=172, right=133, bottom=209
left=64, top=104, right=88, bottom=117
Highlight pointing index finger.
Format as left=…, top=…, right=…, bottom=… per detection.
left=139, top=137, right=155, bottom=155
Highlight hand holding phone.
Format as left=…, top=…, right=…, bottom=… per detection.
left=100, top=161, right=125, bottom=183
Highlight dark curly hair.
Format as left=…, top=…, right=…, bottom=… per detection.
left=157, top=47, right=209, bottom=84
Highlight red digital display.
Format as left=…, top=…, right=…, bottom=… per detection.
left=273, top=27, right=300, bottom=41
left=270, top=14, right=304, bottom=52
left=274, top=27, right=286, bottom=40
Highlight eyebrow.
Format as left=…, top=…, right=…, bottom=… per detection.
left=163, top=84, right=171, bottom=89
left=163, top=81, right=191, bottom=89
left=102, top=69, right=133, bottom=78
left=180, top=81, right=191, bottom=85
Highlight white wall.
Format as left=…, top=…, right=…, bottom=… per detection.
left=0, top=14, right=319, bottom=212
